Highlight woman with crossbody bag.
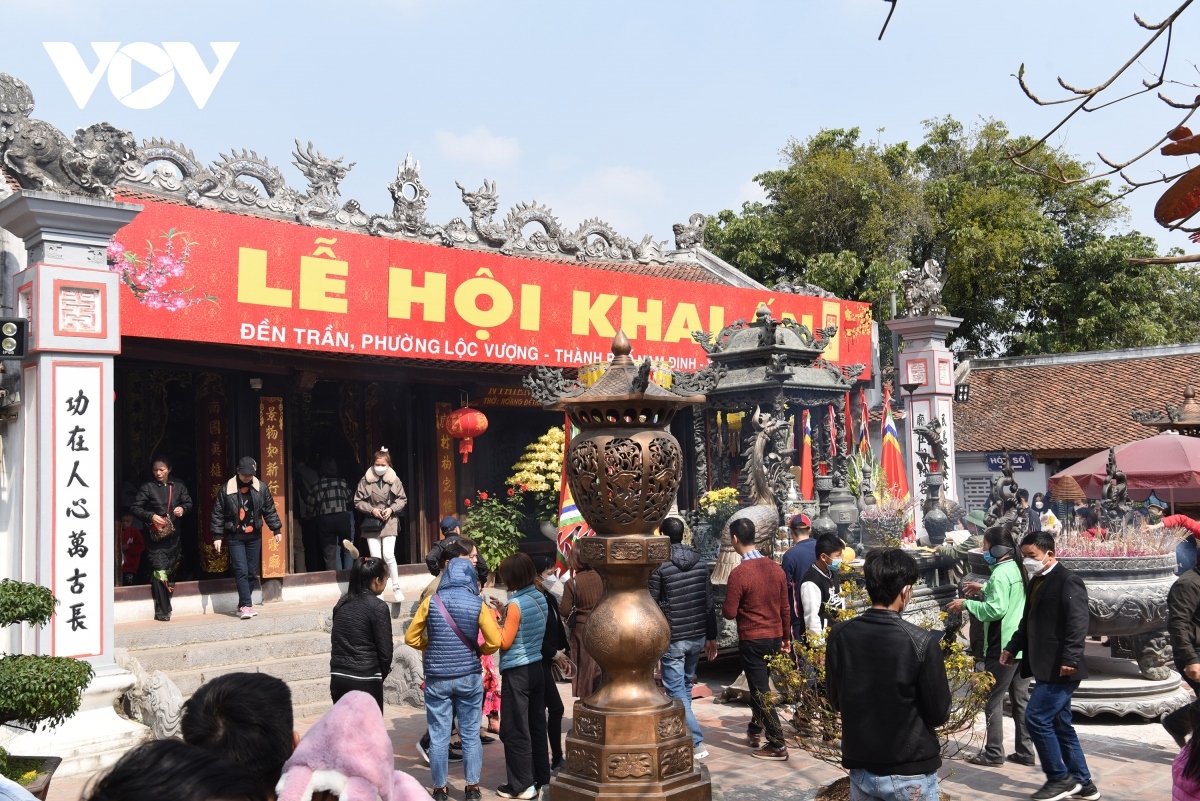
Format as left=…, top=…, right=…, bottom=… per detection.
left=405, top=554, right=502, bottom=801
left=489, top=554, right=550, bottom=800
left=130, top=458, right=194, bottom=622
left=559, top=547, right=604, bottom=698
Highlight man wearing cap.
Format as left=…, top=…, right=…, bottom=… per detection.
left=936, top=509, right=986, bottom=582
left=212, top=457, right=284, bottom=619
left=781, top=514, right=815, bottom=642
left=426, top=516, right=489, bottom=587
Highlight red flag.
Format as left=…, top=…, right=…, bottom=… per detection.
left=800, top=410, right=814, bottom=501
left=858, top=387, right=870, bottom=457
left=844, top=391, right=854, bottom=455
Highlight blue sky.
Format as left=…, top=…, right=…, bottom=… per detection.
left=3, top=0, right=1199, bottom=253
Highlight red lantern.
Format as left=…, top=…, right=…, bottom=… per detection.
left=445, top=407, right=488, bottom=463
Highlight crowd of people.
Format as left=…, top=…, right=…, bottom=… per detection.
left=70, top=482, right=1200, bottom=801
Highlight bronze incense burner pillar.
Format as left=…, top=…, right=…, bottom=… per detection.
left=531, top=332, right=711, bottom=801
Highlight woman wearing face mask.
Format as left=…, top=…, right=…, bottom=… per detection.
left=1029, top=493, right=1045, bottom=533
left=354, top=448, right=407, bottom=601
left=947, top=527, right=1033, bottom=768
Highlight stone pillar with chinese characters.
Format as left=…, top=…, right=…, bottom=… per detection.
left=0, top=191, right=151, bottom=774
left=886, top=315, right=963, bottom=521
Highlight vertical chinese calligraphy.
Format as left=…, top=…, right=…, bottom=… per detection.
left=435, top=402, right=457, bottom=522
left=54, top=363, right=104, bottom=657
left=196, top=373, right=229, bottom=572
left=259, top=397, right=287, bottom=578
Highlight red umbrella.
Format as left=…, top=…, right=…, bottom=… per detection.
left=1048, top=433, right=1200, bottom=504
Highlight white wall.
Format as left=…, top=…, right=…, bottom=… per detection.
left=956, top=450, right=1048, bottom=512
left=0, top=180, right=27, bottom=653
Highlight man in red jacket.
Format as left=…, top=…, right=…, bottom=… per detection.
left=722, top=517, right=791, bottom=761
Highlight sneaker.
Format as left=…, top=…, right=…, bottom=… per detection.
left=465, top=786, right=482, bottom=801
left=496, top=784, right=537, bottom=800
left=238, top=606, right=253, bottom=620
left=1031, top=778, right=1082, bottom=801
left=431, top=789, right=449, bottom=801
left=448, top=748, right=463, bottom=763
left=750, top=744, right=788, bottom=761
left=693, top=745, right=709, bottom=760
left=550, top=755, right=564, bottom=771
left=480, top=734, right=496, bottom=744
left=247, top=607, right=258, bottom=618
left=1008, top=752, right=1037, bottom=767
left=747, top=732, right=762, bottom=749
left=967, top=753, right=1004, bottom=767
left=415, top=742, right=429, bottom=765
left=392, top=583, right=405, bottom=602
left=1073, top=781, right=1101, bottom=800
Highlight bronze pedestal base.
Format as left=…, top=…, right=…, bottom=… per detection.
left=550, top=699, right=711, bottom=801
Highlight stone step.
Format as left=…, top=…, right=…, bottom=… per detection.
left=287, top=676, right=334, bottom=706
left=293, top=700, right=333, bottom=721
left=132, top=630, right=333, bottom=672
left=117, top=605, right=413, bottom=653
left=166, top=652, right=333, bottom=697
left=117, top=606, right=330, bottom=651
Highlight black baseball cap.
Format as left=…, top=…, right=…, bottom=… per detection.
left=440, top=516, right=460, bottom=531
left=237, top=456, right=257, bottom=475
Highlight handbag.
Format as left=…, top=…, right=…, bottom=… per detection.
left=431, top=594, right=481, bottom=656
left=360, top=515, right=383, bottom=535
left=149, top=486, right=175, bottom=542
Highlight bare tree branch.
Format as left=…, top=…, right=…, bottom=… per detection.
left=878, top=0, right=899, bottom=41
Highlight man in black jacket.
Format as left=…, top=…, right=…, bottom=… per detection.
left=425, top=516, right=489, bottom=587
left=1001, top=531, right=1098, bottom=801
left=212, top=457, right=283, bottom=620
left=1164, top=560, right=1200, bottom=745
left=648, top=517, right=717, bottom=760
left=826, top=547, right=950, bottom=801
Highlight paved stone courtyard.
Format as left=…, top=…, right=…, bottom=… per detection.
left=46, top=655, right=1179, bottom=801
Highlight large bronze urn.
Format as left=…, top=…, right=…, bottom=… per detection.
left=535, top=332, right=710, bottom=801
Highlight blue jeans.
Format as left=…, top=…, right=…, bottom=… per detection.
left=1025, top=680, right=1090, bottom=784
left=660, top=637, right=705, bottom=748
left=849, top=769, right=938, bottom=801
left=226, top=537, right=260, bottom=609
left=426, top=672, right=484, bottom=789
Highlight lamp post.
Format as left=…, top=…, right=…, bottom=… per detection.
left=533, top=332, right=711, bottom=801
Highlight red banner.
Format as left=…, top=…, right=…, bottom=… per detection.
left=110, top=198, right=873, bottom=375
left=258, top=397, right=288, bottom=578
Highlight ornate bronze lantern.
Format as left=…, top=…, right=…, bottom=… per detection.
left=526, top=332, right=710, bottom=801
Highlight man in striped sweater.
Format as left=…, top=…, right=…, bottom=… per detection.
left=722, top=517, right=791, bottom=761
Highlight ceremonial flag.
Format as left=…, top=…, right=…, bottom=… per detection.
left=858, top=387, right=870, bottom=457
left=556, top=417, right=587, bottom=575
left=879, top=386, right=913, bottom=537
left=800, top=410, right=814, bottom=501
left=844, top=391, right=854, bottom=455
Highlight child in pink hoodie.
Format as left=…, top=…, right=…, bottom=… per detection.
left=276, top=691, right=431, bottom=801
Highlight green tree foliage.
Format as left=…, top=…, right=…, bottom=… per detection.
left=706, top=117, right=1200, bottom=356
left=0, top=580, right=94, bottom=729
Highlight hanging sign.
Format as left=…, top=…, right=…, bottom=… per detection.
left=435, top=402, right=457, bottom=519
left=53, top=361, right=104, bottom=657
left=112, top=198, right=874, bottom=376
left=986, top=452, right=1034, bottom=472
left=258, top=397, right=288, bottom=577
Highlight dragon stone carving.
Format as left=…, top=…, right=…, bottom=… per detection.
left=672, top=213, right=706, bottom=249
left=711, top=407, right=789, bottom=584
left=772, top=279, right=839, bottom=299
left=1100, top=446, right=1138, bottom=529
left=522, top=366, right=585, bottom=406
left=0, top=70, right=700, bottom=268
left=901, top=259, right=945, bottom=317
left=912, top=416, right=965, bottom=542
left=0, top=74, right=137, bottom=197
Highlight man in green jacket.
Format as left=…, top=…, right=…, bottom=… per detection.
left=947, top=529, right=1034, bottom=767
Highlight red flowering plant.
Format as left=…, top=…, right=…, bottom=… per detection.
left=107, top=229, right=218, bottom=310
left=462, top=487, right=526, bottom=571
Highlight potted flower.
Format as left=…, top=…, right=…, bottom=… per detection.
left=686, top=487, right=740, bottom=558
left=462, top=488, right=527, bottom=576
left=0, top=579, right=94, bottom=800
left=507, top=426, right=565, bottom=537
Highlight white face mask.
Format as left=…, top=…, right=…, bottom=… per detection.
left=1034, top=502, right=1044, bottom=510
left=373, top=465, right=388, bottom=476
left=1023, top=556, right=1047, bottom=575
